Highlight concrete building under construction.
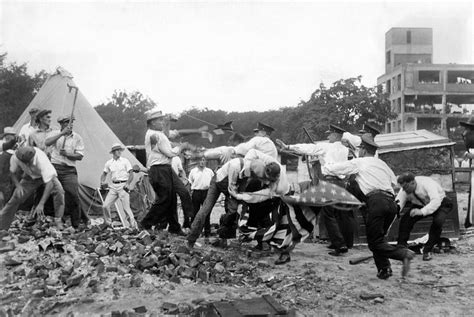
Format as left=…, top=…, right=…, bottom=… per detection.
left=377, top=27, right=474, bottom=143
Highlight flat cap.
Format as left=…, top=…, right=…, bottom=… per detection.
left=253, top=122, right=275, bottom=134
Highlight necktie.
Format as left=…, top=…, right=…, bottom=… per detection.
left=412, top=191, right=425, bottom=206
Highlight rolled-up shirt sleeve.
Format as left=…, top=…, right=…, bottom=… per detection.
left=420, top=187, right=443, bottom=216
left=227, top=159, right=242, bottom=198
left=288, top=143, right=324, bottom=157
left=157, top=134, right=179, bottom=158
left=324, top=160, right=359, bottom=176
left=74, top=135, right=85, bottom=156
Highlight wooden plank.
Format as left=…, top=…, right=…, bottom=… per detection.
left=212, top=301, right=242, bottom=317
left=232, top=298, right=274, bottom=316
left=262, top=295, right=288, bottom=315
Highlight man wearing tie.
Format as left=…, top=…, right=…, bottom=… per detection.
left=396, top=172, right=453, bottom=261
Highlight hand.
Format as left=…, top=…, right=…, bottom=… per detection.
left=61, top=125, right=73, bottom=136
left=15, top=184, right=26, bottom=197
left=123, top=184, right=130, bottom=192
left=235, top=193, right=252, bottom=202
left=410, top=208, right=423, bottom=217
left=33, top=204, right=45, bottom=219
left=275, top=139, right=287, bottom=149
left=219, top=147, right=234, bottom=163
left=132, top=164, right=141, bottom=173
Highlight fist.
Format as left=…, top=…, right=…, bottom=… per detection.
left=275, top=139, right=287, bottom=149
left=410, top=208, right=423, bottom=217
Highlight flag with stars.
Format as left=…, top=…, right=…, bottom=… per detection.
left=281, top=180, right=362, bottom=209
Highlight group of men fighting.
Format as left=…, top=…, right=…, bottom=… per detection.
left=1, top=106, right=471, bottom=280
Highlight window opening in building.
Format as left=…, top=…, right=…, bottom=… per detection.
left=386, top=51, right=391, bottom=64
left=418, top=70, right=440, bottom=84
left=407, top=30, right=412, bottom=44
left=446, top=95, right=474, bottom=115
left=404, top=95, right=443, bottom=114
left=397, top=74, right=401, bottom=91
left=447, top=70, right=474, bottom=84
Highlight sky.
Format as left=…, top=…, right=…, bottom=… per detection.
left=1, top=0, right=472, bottom=114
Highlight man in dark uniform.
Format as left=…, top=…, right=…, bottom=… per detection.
left=325, top=134, right=415, bottom=279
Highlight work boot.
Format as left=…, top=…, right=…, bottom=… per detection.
left=376, top=267, right=393, bottom=280
left=275, top=253, right=291, bottom=265
left=402, top=250, right=415, bottom=278
left=328, top=246, right=348, bottom=257
left=422, top=252, right=433, bottom=261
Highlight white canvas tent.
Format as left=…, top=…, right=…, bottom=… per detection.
left=12, top=67, right=150, bottom=214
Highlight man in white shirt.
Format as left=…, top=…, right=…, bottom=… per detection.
left=220, top=122, right=278, bottom=162
left=100, top=143, right=137, bottom=229
left=0, top=128, right=18, bottom=209
left=18, top=107, right=39, bottom=147
left=45, top=115, right=89, bottom=229
left=325, top=134, right=414, bottom=279
left=276, top=124, right=355, bottom=256
left=0, top=146, right=65, bottom=230
left=396, top=172, right=453, bottom=261
left=141, top=110, right=186, bottom=235
left=187, top=149, right=288, bottom=248
left=29, top=109, right=55, bottom=157
left=188, top=157, right=215, bottom=236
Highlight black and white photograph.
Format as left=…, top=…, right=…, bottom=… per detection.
left=0, top=0, right=473, bottom=315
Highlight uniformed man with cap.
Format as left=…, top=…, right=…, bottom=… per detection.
left=0, top=127, right=18, bottom=209
left=45, top=115, right=89, bottom=229
left=19, top=107, right=40, bottom=146
left=220, top=122, right=278, bottom=162
left=325, top=134, right=415, bottom=279
left=0, top=146, right=65, bottom=230
left=142, top=109, right=190, bottom=235
left=459, top=117, right=474, bottom=227
left=276, top=124, right=355, bottom=256
left=100, top=143, right=138, bottom=229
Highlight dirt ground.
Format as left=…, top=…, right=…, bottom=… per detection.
left=1, top=193, right=474, bottom=316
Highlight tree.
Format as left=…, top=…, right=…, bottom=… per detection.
left=0, top=53, right=47, bottom=130
left=281, top=76, right=395, bottom=143
left=95, top=90, right=156, bottom=145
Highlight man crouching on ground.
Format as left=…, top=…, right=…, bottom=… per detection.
left=0, top=146, right=65, bottom=231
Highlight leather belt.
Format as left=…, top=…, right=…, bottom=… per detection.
left=112, top=180, right=127, bottom=184
left=366, top=189, right=395, bottom=199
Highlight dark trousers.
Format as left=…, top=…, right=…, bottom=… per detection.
left=366, top=193, right=407, bottom=271
left=172, top=170, right=194, bottom=228
left=321, top=176, right=355, bottom=249
left=53, top=164, right=88, bottom=227
left=141, top=165, right=180, bottom=232
left=397, top=197, right=453, bottom=253
left=191, top=189, right=210, bottom=234
left=188, top=176, right=240, bottom=244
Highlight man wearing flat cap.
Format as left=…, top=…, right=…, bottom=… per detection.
left=141, top=109, right=190, bottom=235
left=100, top=143, right=138, bottom=229
left=276, top=124, right=355, bottom=256
left=45, top=115, right=89, bottom=229
left=19, top=107, right=40, bottom=147
left=459, top=117, right=474, bottom=227
left=0, top=127, right=18, bottom=209
left=220, top=122, right=278, bottom=162
left=0, top=146, right=65, bottom=230
left=325, top=134, right=415, bottom=280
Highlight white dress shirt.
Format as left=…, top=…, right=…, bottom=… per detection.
left=188, top=166, right=214, bottom=190
left=10, top=147, right=57, bottom=183
left=19, top=123, right=37, bottom=146
left=325, top=156, right=397, bottom=195
left=50, top=131, right=85, bottom=167
left=289, top=141, right=349, bottom=177
left=144, top=129, right=178, bottom=168
left=234, top=136, right=278, bottom=159
left=104, top=157, right=132, bottom=182
left=396, top=176, right=446, bottom=216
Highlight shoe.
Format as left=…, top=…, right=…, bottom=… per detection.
left=211, top=238, right=228, bottom=248
left=377, top=267, right=393, bottom=280
left=422, top=252, right=432, bottom=261
left=54, top=218, right=64, bottom=230
left=328, top=246, right=348, bottom=256
left=275, top=253, right=291, bottom=265
left=402, top=250, right=415, bottom=278
left=169, top=229, right=186, bottom=237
